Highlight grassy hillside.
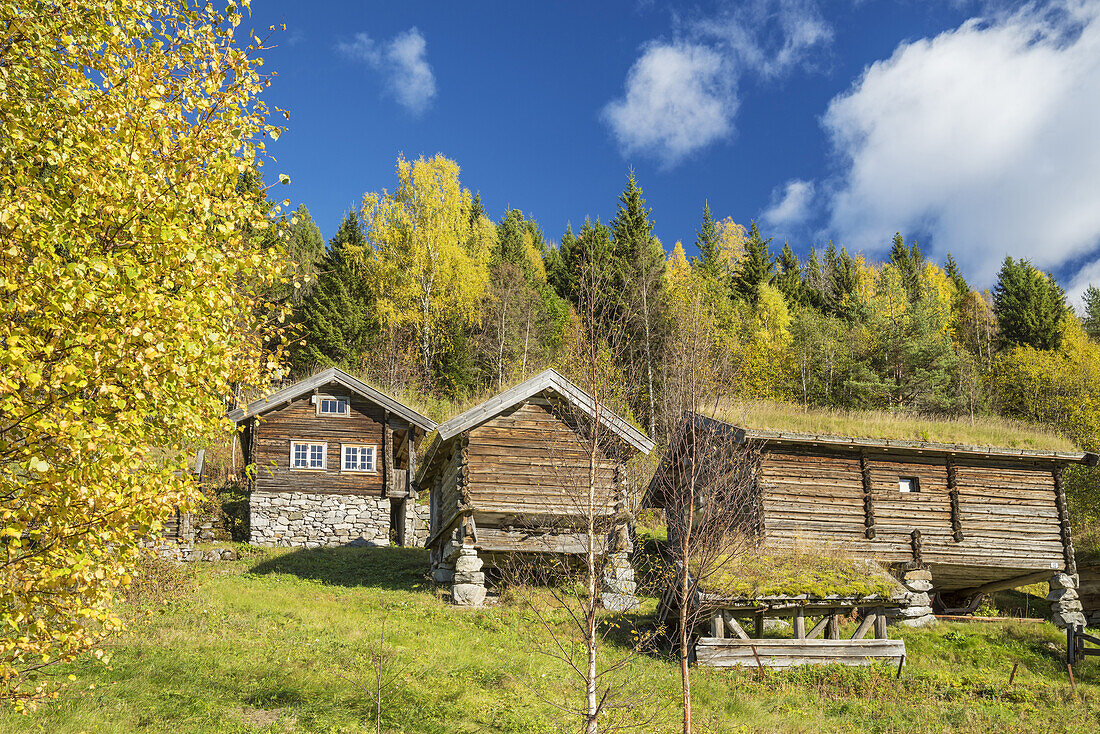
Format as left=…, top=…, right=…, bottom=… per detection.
left=712, top=400, right=1077, bottom=452
left=5, top=546, right=1098, bottom=734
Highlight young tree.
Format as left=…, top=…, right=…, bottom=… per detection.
left=992, top=256, right=1068, bottom=351
left=1, top=0, right=290, bottom=705
left=355, top=154, right=494, bottom=388
left=655, top=261, right=757, bottom=733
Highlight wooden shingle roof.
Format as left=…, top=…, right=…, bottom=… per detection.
left=227, top=367, right=437, bottom=431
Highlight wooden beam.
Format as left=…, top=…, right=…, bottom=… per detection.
left=954, top=570, right=1056, bottom=599
left=724, top=613, right=750, bottom=641
left=851, top=613, right=876, bottom=641
left=793, top=609, right=806, bottom=640
left=947, top=458, right=964, bottom=542
left=806, top=616, right=830, bottom=640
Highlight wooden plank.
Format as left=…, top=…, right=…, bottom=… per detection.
left=695, top=638, right=905, bottom=669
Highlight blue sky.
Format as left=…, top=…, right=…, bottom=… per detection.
left=246, top=1, right=1100, bottom=299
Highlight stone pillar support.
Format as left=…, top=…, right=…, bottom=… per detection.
left=601, top=467, right=638, bottom=612
left=452, top=543, right=486, bottom=607
left=890, top=567, right=937, bottom=627
left=1049, top=572, right=1085, bottom=629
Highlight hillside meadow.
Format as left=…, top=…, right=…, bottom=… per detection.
left=4, top=545, right=1098, bottom=734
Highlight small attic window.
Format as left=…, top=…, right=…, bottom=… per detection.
left=899, top=477, right=920, bottom=493
left=317, top=396, right=348, bottom=415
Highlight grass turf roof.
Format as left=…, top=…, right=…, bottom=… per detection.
left=698, top=546, right=904, bottom=600
left=709, top=400, right=1076, bottom=453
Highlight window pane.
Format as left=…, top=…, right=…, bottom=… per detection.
left=310, top=444, right=324, bottom=468
left=364, top=446, right=374, bottom=471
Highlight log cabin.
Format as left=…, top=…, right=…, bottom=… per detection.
left=652, top=411, right=1097, bottom=628
left=230, top=368, right=437, bottom=548
left=417, top=368, right=655, bottom=606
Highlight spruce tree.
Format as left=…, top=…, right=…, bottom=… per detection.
left=692, top=202, right=722, bottom=280
left=825, top=243, right=860, bottom=319
left=774, top=241, right=801, bottom=304
left=291, top=211, right=375, bottom=372
left=992, top=256, right=1068, bottom=350
left=1082, top=284, right=1100, bottom=341
left=732, top=221, right=774, bottom=301
left=889, top=232, right=924, bottom=303
left=610, top=171, right=667, bottom=435
left=548, top=224, right=574, bottom=300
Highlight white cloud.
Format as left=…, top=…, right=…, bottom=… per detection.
left=603, top=1, right=832, bottom=166
left=602, top=43, right=735, bottom=167
left=823, top=1, right=1100, bottom=286
left=693, top=0, right=833, bottom=78
left=337, top=27, right=436, bottom=115
left=385, top=28, right=436, bottom=115
left=336, top=33, right=379, bottom=64
left=763, top=179, right=815, bottom=226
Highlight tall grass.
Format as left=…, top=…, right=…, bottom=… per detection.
left=712, top=399, right=1076, bottom=451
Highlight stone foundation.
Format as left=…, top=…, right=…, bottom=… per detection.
left=600, top=551, right=639, bottom=612
left=1049, top=572, right=1086, bottom=629
left=250, top=491, right=427, bottom=548
left=890, top=568, right=937, bottom=627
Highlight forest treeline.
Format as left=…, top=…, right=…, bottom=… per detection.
left=263, top=154, right=1100, bottom=524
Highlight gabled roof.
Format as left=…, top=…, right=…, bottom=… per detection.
left=228, top=367, right=437, bottom=432
left=433, top=368, right=654, bottom=455
left=689, top=412, right=1097, bottom=465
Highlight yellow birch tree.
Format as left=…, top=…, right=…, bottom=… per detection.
left=356, top=155, right=493, bottom=382
left=0, top=0, right=291, bottom=706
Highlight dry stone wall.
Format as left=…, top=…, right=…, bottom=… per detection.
left=250, top=491, right=427, bottom=548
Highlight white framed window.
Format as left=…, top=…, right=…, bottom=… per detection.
left=342, top=444, right=376, bottom=472
left=290, top=441, right=327, bottom=469
left=899, top=477, right=920, bottom=493
left=316, top=396, right=348, bottom=416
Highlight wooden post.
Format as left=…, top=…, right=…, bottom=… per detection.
left=794, top=608, right=806, bottom=640
left=711, top=613, right=725, bottom=639
left=874, top=606, right=887, bottom=639
left=947, top=458, right=963, bottom=542
left=827, top=613, right=841, bottom=640
left=407, top=428, right=417, bottom=499
left=754, top=611, right=765, bottom=639
left=383, top=413, right=394, bottom=496
left=859, top=452, right=876, bottom=539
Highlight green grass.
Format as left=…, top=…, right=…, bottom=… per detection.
left=5, top=546, right=1100, bottom=733
left=711, top=400, right=1077, bottom=452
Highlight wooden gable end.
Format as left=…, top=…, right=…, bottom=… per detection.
left=251, top=389, right=386, bottom=495
left=466, top=395, right=620, bottom=521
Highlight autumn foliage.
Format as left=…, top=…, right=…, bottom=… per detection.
left=0, top=0, right=290, bottom=705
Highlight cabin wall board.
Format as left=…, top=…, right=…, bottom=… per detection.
left=757, top=446, right=1068, bottom=590
left=466, top=401, right=619, bottom=526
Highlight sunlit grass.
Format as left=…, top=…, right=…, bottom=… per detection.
left=711, top=399, right=1076, bottom=452
left=4, top=546, right=1098, bottom=733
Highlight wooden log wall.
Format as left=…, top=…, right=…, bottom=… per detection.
left=464, top=398, right=620, bottom=524
left=757, top=446, right=1068, bottom=589
left=252, top=393, right=389, bottom=495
